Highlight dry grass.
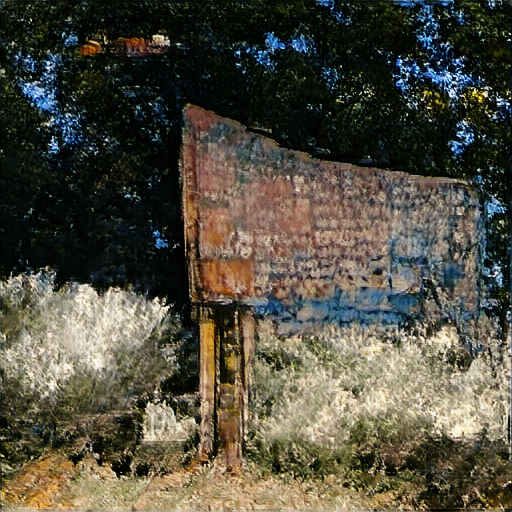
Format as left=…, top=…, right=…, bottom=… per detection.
left=251, top=322, right=509, bottom=449
left=2, top=456, right=402, bottom=511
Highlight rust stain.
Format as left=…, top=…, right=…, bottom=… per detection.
left=200, top=208, right=233, bottom=255
left=113, top=37, right=148, bottom=56
left=181, top=130, right=201, bottom=303
left=184, top=105, right=221, bottom=137
left=198, top=153, right=236, bottom=197
left=201, top=258, right=255, bottom=299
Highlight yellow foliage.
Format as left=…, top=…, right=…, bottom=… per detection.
left=420, top=89, right=447, bottom=112
left=465, top=88, right=488, bottom=104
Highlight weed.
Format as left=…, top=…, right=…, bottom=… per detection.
left=247, top=322, right=510, bottom=508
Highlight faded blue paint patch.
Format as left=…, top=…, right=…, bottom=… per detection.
left=441, top=262, right=465, bottom=290
left=255, top=288, right=424, bottom=334
left=337, top=288, right=390, bottom=310
left=388, top=293, right=420, bottom=314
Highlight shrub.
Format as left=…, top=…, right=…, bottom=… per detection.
left=0, top=270, right=196, bottom=477
left=248, top=321, right=510, bottom=508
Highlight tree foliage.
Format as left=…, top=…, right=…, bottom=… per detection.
left=1, top=0, right=510, bottom=324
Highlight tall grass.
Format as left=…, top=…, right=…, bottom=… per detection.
left=248, top=321, right=511, bottom=507
left=251, top=323, right=509, bottom=447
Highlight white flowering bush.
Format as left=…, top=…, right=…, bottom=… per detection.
left=249, top=321, right=510, bottom=483
left=1, top=270, right=200, bottom=476
left=143, top=401, right=197, bottom=442
left=1, top=269, right=172, bottom=401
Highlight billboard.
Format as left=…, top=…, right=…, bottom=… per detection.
left=181, top=104, right=481, bottom=331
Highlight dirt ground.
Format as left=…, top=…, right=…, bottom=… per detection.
left=1, top=450, right=419, bottom=511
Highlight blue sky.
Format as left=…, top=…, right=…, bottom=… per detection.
left=153, top=230, right=168, bottom=249
left=19, top=53, right=84, bottom=152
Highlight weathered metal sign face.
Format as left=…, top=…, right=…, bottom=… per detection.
left=181, top=105, right=480, bottom=330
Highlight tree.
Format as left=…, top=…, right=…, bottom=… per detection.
left=1, top=0, right=510, bottom=328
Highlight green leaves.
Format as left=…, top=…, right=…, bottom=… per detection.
left=2, top=0, right=510, bottom=318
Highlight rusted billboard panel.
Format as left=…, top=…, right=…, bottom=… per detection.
left=181, top=104, right=481, bottom=331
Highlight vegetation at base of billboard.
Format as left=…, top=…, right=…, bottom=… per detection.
left=247, top=428, right=511, bottom=509
left=247, top=323, right=511, bottom=508
left=2, top=271, right=511, bottom=507
left=0, top=270, right=198, bottom=480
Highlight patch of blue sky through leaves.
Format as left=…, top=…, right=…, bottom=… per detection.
left=19, top=54, right=60, bottom=113
left=253, top=33, right=285, bottom=68
left=449, top=121, right=474, bottom=156
left=316, top=0, right=346, bottom=22
left=236, top=31, right=313, bottom=70
left=394, top=3, right=479, bottom=158
left=290, top=33, right=313, bottom=54
left=152, top=230, right=168, bottom=249
left=19, top=53, right=84, bottom=153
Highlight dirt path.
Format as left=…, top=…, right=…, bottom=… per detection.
left=2, top=454, right=406, bottom=510
left=1, top=451, right=80, bottom=509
